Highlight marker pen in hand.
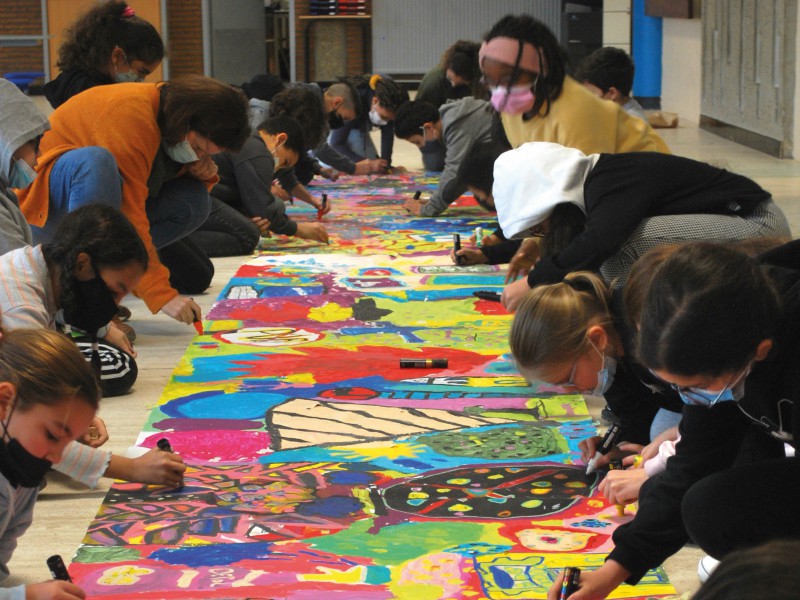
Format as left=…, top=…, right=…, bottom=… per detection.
left=558, top=566, right=581, bottom=600
left=475, top=226, right=484, bottom=248
left=157, top=437, right=184, bottom=487
left=413, top=191, right=421, bottom=200
left=453, top=233, right=464, bottom=265
left=318, top=193, right=327, bottom=221
left=47, top=555, right=72, bottom=582
left=585, top=422, right=622, bottom=475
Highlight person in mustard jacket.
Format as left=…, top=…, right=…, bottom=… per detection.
left=16, top=75, right=250, bottom=325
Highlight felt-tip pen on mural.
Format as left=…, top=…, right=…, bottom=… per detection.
left=400, top=358, right=448, bottom=369
left=157, top=438, right=174, bottom=453
left=318, top=193, right=327, bottom=221
left=473, top=290, right=502, bottom=302
left=413, top=190, right=422, bottom=200
left=453, top=233, right=464, bottom=265
left=192, top=310, right=203, bottom=336
left=46, top=555, right=72, bottom=582
left=558, top=566, right=581, bottom=600
left=585, top=422, right=622, bottom=475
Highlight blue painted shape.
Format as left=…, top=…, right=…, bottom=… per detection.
left=151, top=542, right=273, bottom=566
left=159, top=390, right=287, bottom=419
left=489, top=565, right=515, bottom=589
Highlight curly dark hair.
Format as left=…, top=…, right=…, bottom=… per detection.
left=484, top=14, right=568, bottom=117
left=57, top=1, right=164, bottom=75
left=393, top=100, right=440, bottom=139
left=440, top=40, right=486, bottom=98
left=270, top=85, right=326, bottom=150
left=42, top=204, right=148, bottom=320
left=159, top=76, right=251, bottom=152
left=258, top=116, right=305, bottom=155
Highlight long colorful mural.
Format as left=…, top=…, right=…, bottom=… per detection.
left=71, top=174, right=676, bottom=599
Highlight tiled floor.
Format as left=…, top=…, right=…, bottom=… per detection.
left=7, top=104, right=800, bottom=596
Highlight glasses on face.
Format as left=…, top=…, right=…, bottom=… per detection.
left=553, top=357, right=580, bottom=389
left=648, top=362, right=752, bottom=407
left=480, top=71, right=540, bottom=90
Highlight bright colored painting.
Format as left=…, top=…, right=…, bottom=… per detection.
left=71, top=174, right=676, bottom=599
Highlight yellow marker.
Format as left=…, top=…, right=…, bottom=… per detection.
left=615, top=504, right=626, bottom=517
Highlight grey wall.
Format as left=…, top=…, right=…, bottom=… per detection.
left=372, top=1, right=562, bottom=75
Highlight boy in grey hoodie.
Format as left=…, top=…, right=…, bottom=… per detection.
left=394, top=98, right=494, bottom=217
left=0, top=79, right=49, bottom=256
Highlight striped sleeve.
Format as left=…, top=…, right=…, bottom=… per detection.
left=53, top=442, right=112, bottom=488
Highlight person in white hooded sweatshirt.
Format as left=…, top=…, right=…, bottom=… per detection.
left=495, top=143, right=791, bottom=310
left=0, top=78, right=49, bottom=256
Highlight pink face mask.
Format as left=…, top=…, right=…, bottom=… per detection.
left=490, top=83, right=536, bottom=115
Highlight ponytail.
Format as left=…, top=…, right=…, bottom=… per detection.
left=510, top=271, right=613, bottom=378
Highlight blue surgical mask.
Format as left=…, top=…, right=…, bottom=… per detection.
left=660, top=361, right=752, bottom=407
left=165, top=138, right=199, bottom=164
left=592, top=351, right=617, bottom=396
left=677, top=377, right=747, bottom=407
left=9, top=158, right=37, bottom=188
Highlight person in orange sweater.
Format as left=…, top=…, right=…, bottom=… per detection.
left=16, top=75, right=250, bottom=324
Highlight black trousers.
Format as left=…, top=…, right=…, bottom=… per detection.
left=682, top=456, right=800, bottom=559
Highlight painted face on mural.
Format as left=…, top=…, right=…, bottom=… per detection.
left=516, top=527, right=597, bottom=552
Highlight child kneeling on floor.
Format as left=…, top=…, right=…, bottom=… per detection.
left=0, top=328, right=101, bottom=600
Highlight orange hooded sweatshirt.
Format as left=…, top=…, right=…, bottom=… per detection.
left=17, top=82, right=217, bottom=313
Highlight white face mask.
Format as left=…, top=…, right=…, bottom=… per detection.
left=270, top=140, right=286, bottom=171
left=114, top=50, right=144, bottom=83
left=369, top=108, right=388, bottom=126
left=165, top=137, right=199, bottom=163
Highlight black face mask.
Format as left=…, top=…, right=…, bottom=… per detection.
left=0, top=437, right=52, bottom=488
left=62, top=277, right=118, bottom=335
left=328, top=112, right=345, bottom=130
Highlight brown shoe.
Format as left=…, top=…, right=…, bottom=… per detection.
left=116, top=305, right=132, bottom=321
left=112, top=317, right=136, bottom=343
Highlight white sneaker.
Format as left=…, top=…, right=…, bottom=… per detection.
left=697, top=555, right=720, bottom=583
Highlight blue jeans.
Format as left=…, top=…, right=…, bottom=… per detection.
left=145, top=178, right=212, bottom=248
left=32, top=147, right=122, bottom=243
left=33, top=146, right=211, bottom=249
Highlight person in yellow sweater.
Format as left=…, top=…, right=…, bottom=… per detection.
left=479, top=14, right=670, bottom=156
left=16, top=75, right=250, bottom=324
left=478, top=15, right=671, bottom=309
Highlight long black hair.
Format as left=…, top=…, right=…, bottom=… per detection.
left=636, top=243, right=780, bottom=377
left=42, top=204, right=148, bottom=315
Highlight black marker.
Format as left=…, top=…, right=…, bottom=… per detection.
left=585, top=422, right=622, bottom=475
left=473, top=290, right=501, bottom=302
left=318, top=193, right=327, bottom=221
left=558, top=566, right=581, bottom=600
left=413, top=190, right=421, bottom=200
left=400, top=358, right=448, bottom=368
left=453, top=233, right=464, bottom=265
left=157, top=438, right=173, bottom=453
left=47, top=555, right=72, bottom=582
